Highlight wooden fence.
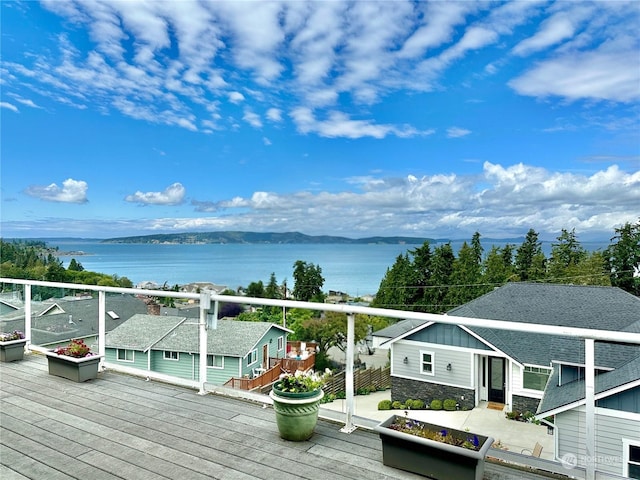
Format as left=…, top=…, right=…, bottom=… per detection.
left=322, top=366, right=391, bottom=395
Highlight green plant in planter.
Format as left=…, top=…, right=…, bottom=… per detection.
left=388, top=415, right=481, bottom=451
left=378, top=399, right=392, bottom=410
left=430, top=399, right=443, bottom=410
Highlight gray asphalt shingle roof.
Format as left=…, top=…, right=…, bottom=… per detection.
left=537, top=355, right=640, bottom=415
left=448, top=283, right=640, bottom=368
left=106, top=313, right=290, bottom=357
left=374, top=318, right=430, bottom=341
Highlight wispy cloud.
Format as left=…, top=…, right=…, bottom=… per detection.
left=4, top=1, right=636, bottom=138
left=125, top=182, right=186, bottom=206
left=1, top=102, right=19, bottom=112
left=24, top=178, right=88, bottom=204
left=447, top=127, right=471, bottom=138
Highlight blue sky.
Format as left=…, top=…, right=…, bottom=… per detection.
left=1, top=0, right=638, bottom=242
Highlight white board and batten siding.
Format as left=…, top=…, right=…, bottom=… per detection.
left=393, top=339, right=473, bottom=388
left=556, top=405, right=640, bottom=477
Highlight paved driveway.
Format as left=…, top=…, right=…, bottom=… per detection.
left=320, top=390, right=555, bottom=461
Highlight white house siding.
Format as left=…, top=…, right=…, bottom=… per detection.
left=393, top=339, right=473, bottom=389
left=556, top=406, right=640, bottom=477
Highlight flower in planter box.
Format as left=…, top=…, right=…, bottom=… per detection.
left=0, top=330, right=25, bottom=341
left=388, top=414, right=481, bottom=451
left=54, top=339, right=95, bottom=358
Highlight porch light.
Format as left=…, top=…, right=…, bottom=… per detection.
left=403, top=356, right=408, bottom=364
left=447, top=363, right=452, bottom=371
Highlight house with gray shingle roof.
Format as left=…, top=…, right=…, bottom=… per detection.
left=105, top=314, right=292, bottom=385
left=382, top=283, right=640, bottom=478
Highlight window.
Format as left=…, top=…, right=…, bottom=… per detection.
left=207, top=355, right=223, bottom=369
left=624, top=440, right=640, bottom=479
left=247, top=349, right=257, bottom=366
left=163, top=351, right=179, bottom=361
left=420, top=351, right=434, bottom=375
left=523, top=366, right=552, bottom=391
left=116, top=349, right=133, bottom=362
left=277, top=336, right=284, bottom=351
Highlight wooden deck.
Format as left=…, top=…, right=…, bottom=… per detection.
left=1, top=354, right=570, bottom=480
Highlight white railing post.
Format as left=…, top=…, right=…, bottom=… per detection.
left=585, top=338, right=595, bottom=480
left=341, top=312, right=357, bottom=433
left=98, top=290, right=106, bottom=371
left=198, top=291, right=211, bottom=395
left=24, top=284, right=32, bottom=349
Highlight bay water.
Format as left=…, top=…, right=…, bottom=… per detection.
left=49, top=239, right=609, bottom=297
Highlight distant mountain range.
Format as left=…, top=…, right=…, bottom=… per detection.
left=101, top=231, right=447, bottom=245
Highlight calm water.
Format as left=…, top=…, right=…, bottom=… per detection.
left=51, top=241, right=413, bottom=296
left=49, top=239, right=609, bottom=296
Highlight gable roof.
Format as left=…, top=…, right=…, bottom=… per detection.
left=106, top=313, right=292, bottom=357
left=447, top=283, right=640, bottom=367
left=374, top=318, right=431, bottom=341
left=536, top=355, right=640, bottom=417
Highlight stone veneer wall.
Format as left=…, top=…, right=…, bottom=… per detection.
left=391, top=376, right=475, bottom=410
left=512, top=394, right=541, bottom=414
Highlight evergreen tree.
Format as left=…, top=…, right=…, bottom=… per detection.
left=605, top=219, right=640, bottom=295
left=515, top=229, right=545, bottom=281
left=448, top=241, right=483, bottom=306
left=371, top=253, right=414, bottom=309
left=547, top=228, right=587, bottom=282
left=423, top=243, right=455, bottom=313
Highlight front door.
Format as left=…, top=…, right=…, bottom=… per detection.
left=488, top=357, right=505, bottom=404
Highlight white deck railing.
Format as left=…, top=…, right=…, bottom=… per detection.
left=1, top=277, right=639, bottom=480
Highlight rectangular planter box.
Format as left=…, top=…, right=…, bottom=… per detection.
left=0, top=339, right=27, bottom=362
left=45, top=352, right=102, bottom=382
left=374, top=415, right=494, bottom=480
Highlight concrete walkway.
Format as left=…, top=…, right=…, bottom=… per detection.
left=320, top=390, right=555, bottom=461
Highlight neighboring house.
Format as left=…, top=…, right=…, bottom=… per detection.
left=0, top=293, right=148, bottom=346
left=104, top=313, right=292, bottom=385
left=536, top=344, right=640, bottom=478
left=382, top=283, right=640, bottom=478
left=382, top=284, right=640, bottom=412
left=372, top=318, right=429, bottom=350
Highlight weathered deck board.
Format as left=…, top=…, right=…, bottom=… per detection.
left=1, top=355, right=567, bottom=480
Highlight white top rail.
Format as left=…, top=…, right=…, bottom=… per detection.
left=3, top=277, right=639, bottom=345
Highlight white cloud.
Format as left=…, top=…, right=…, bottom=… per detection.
left=447, top=127, right=471, bottom=138
left=243, top=108, right=262, bottom=128
left=291, top=107, right=428, bottom=139
left=266, top=108, right=282, bottom=122
left=228, top=91, right=245, bottom=104
left=25, top=178, right=88, bottom=203
left=1, top=102, right=19, bottom=112
left=509, top=49, right=640, bottom=102
left=166, top=163, right=639, bottom=240
left=125, top=182, right=186, bottom=206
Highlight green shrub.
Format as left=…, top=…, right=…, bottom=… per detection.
left=430, top=399, right=442, bottom=410
left=378, top=399, right=392, bottom=410
left=410, top=399, right=425, bottom=409
left=356, top=387, right=371, bottom=395
left=391, top=400, right=404, bottom=409
left=404, top=398, right=414, bottom=409
left=443, top=399, right=457, bottom=411
left=320, top=393, right=336, bottom=404
left=335, top=391, right=346, bottom=399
